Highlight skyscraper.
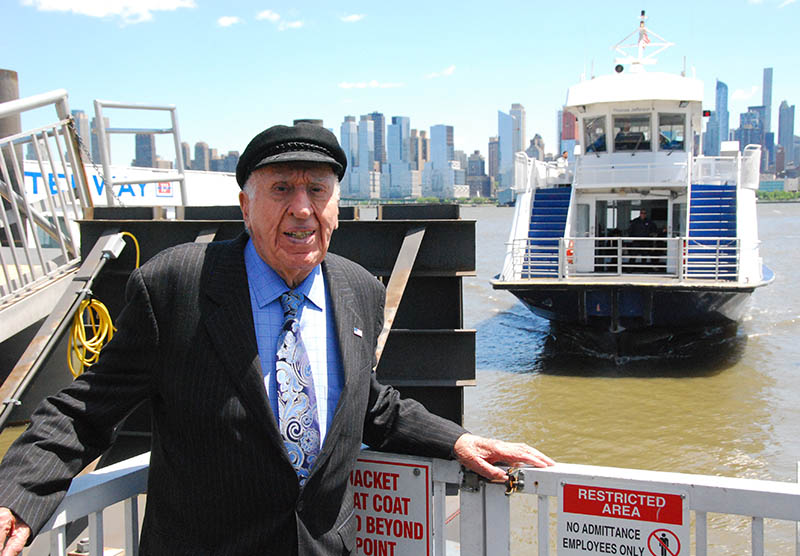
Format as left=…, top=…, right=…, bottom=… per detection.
left=510, top=103, right=526, bottom=156
left=367, top=111, right=386, bottom=171
left=778, top=101, right=796, bottom=166
left=704, top=111, right=720, bottom=156
left=180, top=142, right=192, bottom=170
left=70, top=110, right=90, bottom=161
left=422, top=124, right=458, bottom=197
left=466, top=150, right=490, bottom=197
left=387, top=116, right=410, bottom=164
left=90, top=116, right=109, bottom=164
left=716, top=80, right=729, bottom=148
left=339, top=116, right=358, bottom=193
left=193, top=142, right=210, bottom=171
left=762, top=68, right=773, bottom=133
left=488, top=136, right=499, bottom=183
left=497, top=110, right=514, bottom=189
left=133, top=133, right=156, bottom=167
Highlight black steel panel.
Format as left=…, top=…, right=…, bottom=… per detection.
left=390, top=386, right=463, bottom=425
left=393, top=277, right=463, bottom=329
left=329, top=220, right=475, bottom=275
left=379, top=204, right=460, bottom=220
left=183, top=206, right=243, bottom=220
left=376, top=330, right=475, bottom=383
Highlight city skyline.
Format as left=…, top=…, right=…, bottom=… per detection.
left=6, top=0, right=797, bottom=166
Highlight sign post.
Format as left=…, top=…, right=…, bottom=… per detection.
left=351, top=454, right=432, bottom=556
left=557, top=478, right=689, bottom=556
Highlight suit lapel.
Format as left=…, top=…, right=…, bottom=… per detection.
left=313, top=256, right=367, bottom=471
left=202, top=235, right=287, bottom=455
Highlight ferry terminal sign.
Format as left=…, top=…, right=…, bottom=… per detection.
left=557, top=478, right=689, bottom=556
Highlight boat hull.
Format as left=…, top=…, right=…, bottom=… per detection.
left=499, top=283, right=754, bottom=332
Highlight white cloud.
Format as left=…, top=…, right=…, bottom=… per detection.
left=338, top=80, right=404, bottom=89
left=22, top=0, right=196, bottom=24
left=778, top=0, right=796, bottom=7
left=256, top=9, right=280, bottom=22
left=217, top=16, right=240, bottom=27
left=278, top=20, right=303, bottom=31
left=426, top=65, right=456, bottom=79
left=340, top=14, right=365, bottom=23
left=731, top=85, right=759, bottom=100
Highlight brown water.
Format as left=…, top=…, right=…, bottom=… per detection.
left=458, top=203, right=800, bottom=554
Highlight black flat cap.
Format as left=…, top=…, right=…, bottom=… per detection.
left=236, top=123, right=347, bottom=187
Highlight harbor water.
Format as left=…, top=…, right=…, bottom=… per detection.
left=458, top=202, right=800, bottom=554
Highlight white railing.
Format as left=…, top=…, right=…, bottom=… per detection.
left=572, top=159, right=688, bottom=188
left=0, top=90, right=87, bottom=308
left=504, top=237, right=740, bottom=281
left=35, top=453, right=800, bottom=556
left=692, top=155, right=738, bottom=185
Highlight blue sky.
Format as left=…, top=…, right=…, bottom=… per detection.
left=2, top=0, right=798, bottom=165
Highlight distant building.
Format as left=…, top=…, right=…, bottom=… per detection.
left=778, top=101, right=795, bottom=166
left=90, top=116, right=109, bottom=164
left=704, top=111, right=720, bottom=156
left=487, top=136, right=499, bottom=182
left=367, top=111, right=386, bottom=171
left=510, top=103, right=526, bottom=156
left=526, top=134, right=545, bottom=161
left=132, top=133, right=156, bottom=167
left=497, top=110, right=514, bottom=190
left=223, top=151, right=239, bottom=173
left=716, top=80, right=729, bottom=147
left=384, top=116, right=417, bottom=198
left=339, top=116, right=358, bottom=193
left=454, top=150, right=467, bottom=171
left=180, top=141, right=192, bottom=170
left=762, top=68, right=773, bottom=134
left=409, top=129, right=429, bottom=172
left=71, top=110, right=91, bottom=162
left=422, top=124, right=458, bottom=198
left=193, top=142, right=210, bottom=171
left=466, top=150, right=490, bottom=197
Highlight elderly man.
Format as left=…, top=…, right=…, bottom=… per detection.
left=0, top=123, right=553, bottom=555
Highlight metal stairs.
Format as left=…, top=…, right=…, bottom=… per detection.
left=687, top=184, right=737, bottom=279
left=523, top=186, right=571, bottom=277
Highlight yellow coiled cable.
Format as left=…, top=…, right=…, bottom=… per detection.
left=68, top=231, right=140, bottom=377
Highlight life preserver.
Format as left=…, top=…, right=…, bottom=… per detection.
left=567, top=239, right=574, bottom=265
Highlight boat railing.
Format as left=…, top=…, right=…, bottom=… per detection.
left=33, top=452, right=800, bottom=555
left=692, top=155, right=738, bottom=185
left=505, top=236, right=740, bottom=281
left=572, top=159, right=688, bottom=188
left=0, top=90, right=88, bottom=320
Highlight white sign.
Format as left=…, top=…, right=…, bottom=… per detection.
left=558, top=479, right=689, bottom=556
left=351, top=455, right=431, bottom=556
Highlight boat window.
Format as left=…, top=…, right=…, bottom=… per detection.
left=658, top=113, right=685, bottom=151
left=584, top=116, right=607, bottom=153
left=613, top=114, right=651, bottom=152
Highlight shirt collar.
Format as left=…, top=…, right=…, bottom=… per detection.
left=244, top=238, right=324, bottom=311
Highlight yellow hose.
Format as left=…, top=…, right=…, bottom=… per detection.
left=68, top=231, right=140, bottom=377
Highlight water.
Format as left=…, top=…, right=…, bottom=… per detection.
left=458, top=203, right=800, bottom=554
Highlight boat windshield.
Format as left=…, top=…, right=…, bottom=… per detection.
left=613, top=114, right=651, bottom=152
left=658, top=113, right=686, bottom=151
left=584, top=116, right=607, bottom=153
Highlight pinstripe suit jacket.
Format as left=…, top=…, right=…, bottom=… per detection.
left=0, top=233, right=467, bottom=555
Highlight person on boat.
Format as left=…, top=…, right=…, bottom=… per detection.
left=0, top=123, right=554, bottom=555
left=628, top=208, right=658, bottom=270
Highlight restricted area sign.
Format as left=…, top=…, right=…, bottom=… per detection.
left=557, top=478, right=689, bottom=556
left=351, top=455, right=431, bottom=556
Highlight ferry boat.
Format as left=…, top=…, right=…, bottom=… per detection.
left=491, top=12, right=774, bottom=354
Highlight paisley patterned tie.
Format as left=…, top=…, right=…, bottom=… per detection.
left=276, top=290, right=320, bottom=486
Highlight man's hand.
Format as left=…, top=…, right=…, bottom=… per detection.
left=0, top=508, right=30, bottom=556
left=453, top=433, right=555, bottom=481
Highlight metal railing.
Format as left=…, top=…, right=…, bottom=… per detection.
left=0, top=90, right=87, bottom=308
left=572, top=159, right=688, bottom=188
left=33, top=453, right=800, bottom=555
left=505, top=236, right=740, bottom=281
left=93, top=99, right=187, bottom=206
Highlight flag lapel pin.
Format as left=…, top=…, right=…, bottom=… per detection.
left=353, top=327, right=363, bottom=337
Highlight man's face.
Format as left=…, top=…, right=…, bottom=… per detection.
left=239, top=162, right=339, bottom=287
left=639, top=210, right=647, bottom=219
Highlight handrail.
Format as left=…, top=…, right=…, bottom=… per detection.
left=0, top=90, right=88, bottom=314
left=503, top=236, right=740, bottom=282
left=33, top=452, right=800, bottom=555
left=93, top=99, right=187, bottom=207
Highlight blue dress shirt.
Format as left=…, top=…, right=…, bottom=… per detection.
left=244, top=239, right=343, bottom=443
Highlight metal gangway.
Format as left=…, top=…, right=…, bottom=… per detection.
left=30, top=451, right=800, bottom=555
